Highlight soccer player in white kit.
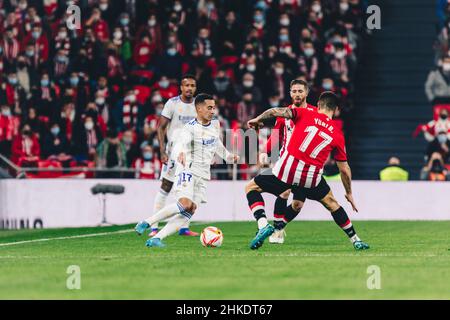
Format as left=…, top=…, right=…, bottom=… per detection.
left=150, top=75, right=199, bottom=237
left=135, top=93, right=239, bottom=248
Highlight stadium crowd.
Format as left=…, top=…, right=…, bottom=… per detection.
left=420, top=0, right=450, bottom=181
left=0, top=0, right=367, bottom=179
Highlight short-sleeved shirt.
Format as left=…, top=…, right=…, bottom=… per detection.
left=161, top=95, right=197, bottom=153
left=272, top=107, right=347, bottom=188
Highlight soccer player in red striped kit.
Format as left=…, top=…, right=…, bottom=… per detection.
left=246, top=91, right=369, bottom=250
left=260, top=79, right=316, bottom=244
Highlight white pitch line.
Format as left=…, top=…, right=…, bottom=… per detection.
left=0, top=221, right=209, bottom=248
left=0, top=229, right=134, bottom=248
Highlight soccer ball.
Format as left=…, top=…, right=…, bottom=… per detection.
left=200, top=226, right=223, bottom=247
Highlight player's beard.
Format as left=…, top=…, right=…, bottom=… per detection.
left=293, top=97, right=305, bottom=107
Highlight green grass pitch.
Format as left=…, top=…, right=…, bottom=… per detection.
left=0, top=221, right=449, bottom=299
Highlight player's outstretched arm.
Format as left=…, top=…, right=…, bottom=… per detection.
left=215, top=137, right=239, bottom=163
left=157, top=116, right=170, bottom=163
left=337, top=161, right=358, bottom=212
left=247, top=107, right=294, bottom=130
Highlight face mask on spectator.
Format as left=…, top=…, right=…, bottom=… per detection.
left=41, top=79, right=49, bottom=87
left=152, top=95, right=163, bottom=104
left=304, top=48, right=315, bottom=57
left=247, top=64, right=256, bottom=72
left=174, top=3, right=182, bottom=12
left=143, top=152, right=153, bottom=160
left=254, top=14, right=264, bottom=23
left=335, top=50, right=346, bottom=59
left=340, top=2, right=349, bottom=11
left=85, top=121, right=94, bottom=130
left=127, top=94, right=137, bottom=103
left=167, top=48, right=177, bottom=56
left=57, top=55, right=68, bottom=63
left=120, top=18, right=129, bottom=26
left=8, top=77, right=18, bottom=86
left=275, top=67, right=284, bottom=75
left=159, top=80, right=169, bottom=89
left=51, top=127, right=60, bottom=136
left=269, top=100, right=279, bottom=108
left=70, top=77, right=79, bottom=86
left=148, top=19, right=157, bottom=27
left=322, top=82, right=333, bottom=90
left=99, top=3, right=108, bottom=11
left=32, top=31, right=41, bottom=39
left=243, top=80, right=253, bottom=88
left=113, top=31, right=123, bottom=39
left=123, top=137, right=133, bottom=145
left=280, top=18, right=290, bottom=26
left=58, top=31, right=68, bottom=38
left=2, top=109, right=11, bottom=116
left=312, top=4, right=321, bottom=13
left=155, top=107, right=163, bottom=116
left=26, top=49, right=34, bottom=57
left=96, top=97, right=105, bottom=105
left=279, top=34, right=289, bottom=43
left=443, top=63, right=450, bottom=72
left=437, top=134, right=447, bottom=144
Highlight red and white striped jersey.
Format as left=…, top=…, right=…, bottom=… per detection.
left=265, top=104, right=316, bottom=156
left=272, top=107, right=347, bottom=188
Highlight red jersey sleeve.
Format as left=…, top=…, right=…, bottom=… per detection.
left=264, top=117, right=285, bottom=155
left=334, top=133, right=348, bottom=162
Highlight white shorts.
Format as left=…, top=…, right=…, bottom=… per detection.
left=174, top=170, right=207, bottom=206
left=160, top=158, right=178, bottom=182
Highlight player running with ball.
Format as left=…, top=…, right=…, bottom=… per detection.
left=135, top=94, right=239, bottom=248
left=246, top=91, right=369, bottom=251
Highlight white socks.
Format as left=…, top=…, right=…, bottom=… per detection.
left=350, top=234, right=361, bottom=243
left=145, top=203, right=180, bottom=226
left=154, top=214, right=190, bottom=240
left=151, top=189, right=169, bottom=229
left=258, top=217, right=269, bottom=229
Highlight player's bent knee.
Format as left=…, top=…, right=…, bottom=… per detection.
left=178, top=198, right=195, bottom=213
left=279, top=189, right=291, bottom=199
left=245, top=180, right=261, bottom=194
left=291, top=200, right=304, bottom=213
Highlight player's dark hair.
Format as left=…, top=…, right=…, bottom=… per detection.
left=181, top=74, right=197, bottom=83
left=318, top=91, right=339, bottom=111
left=195, top=93, right=214, bottom=107
left=290, top=79, right=309, bottom=91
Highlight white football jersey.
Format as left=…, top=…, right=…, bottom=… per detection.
left=172, top=119, right=232, bottom=180
left=161, top=95, right=197, bottom=153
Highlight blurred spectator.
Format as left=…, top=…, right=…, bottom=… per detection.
left=425, top=56, right=450, bottom=104
left=0, top=105, right=20, bottom=158
left=418, top=109, right=450, bottom=142
left=0, top=0, right=366, bottom=179
left=96, top=128, right=128, bottom=178
left=73, top=115, right=103, bottom=161
left=426, top=130, right=450, bottom=163
left=132, top=142, right=161, bottom=179
left=420, top=152, right=448, bottom=181
left=379, top=157, right=409, bottom=181
left=42, top=122, right=71, bottom=162
left=11, top=122, right=40, bottom=165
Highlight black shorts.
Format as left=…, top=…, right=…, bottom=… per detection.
left=253, top=169, right=331, bottom=202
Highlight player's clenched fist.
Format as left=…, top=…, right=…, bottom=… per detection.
left=247, top=118, right=264, bottom=130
